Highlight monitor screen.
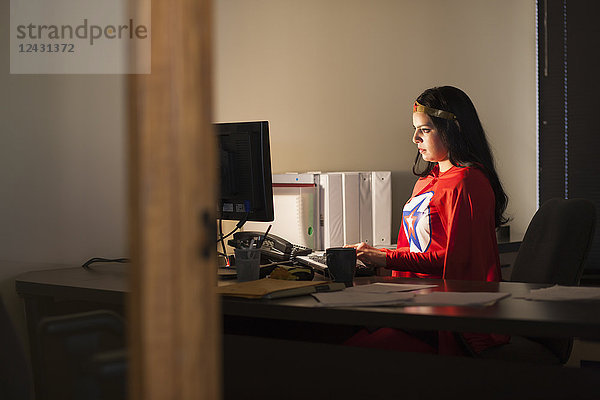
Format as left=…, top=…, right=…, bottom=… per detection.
left=215, top=121, right=274, bottom=222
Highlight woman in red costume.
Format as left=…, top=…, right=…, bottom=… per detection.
left=347, top=86, right=510, bottom=355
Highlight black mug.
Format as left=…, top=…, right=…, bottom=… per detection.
left=326, top=247, right=357, bottom=285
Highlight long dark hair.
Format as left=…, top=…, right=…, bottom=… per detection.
left=413, top=86, right=509, bottom=227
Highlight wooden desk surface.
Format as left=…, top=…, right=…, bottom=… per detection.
left=15, top=265, right=600, bottom=340
left=15, top=264, right=127, bottom=305
left=224, top=277, right=600, bottom=340
left=16, top=264, right=600, bottom=400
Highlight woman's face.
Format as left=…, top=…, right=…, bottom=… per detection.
left=412, top=112, right=451, bottom=170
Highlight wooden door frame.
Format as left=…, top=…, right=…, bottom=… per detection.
left=128, top=0, right=219, bottom=398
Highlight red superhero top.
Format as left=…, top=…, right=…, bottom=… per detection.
left=382, top=164, right=502, bottom=282
left=381, top=164, right=507, bottom=353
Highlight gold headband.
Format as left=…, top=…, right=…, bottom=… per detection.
left=413, top=101, right=456, bottom=120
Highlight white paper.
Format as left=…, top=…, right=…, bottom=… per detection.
left=410, top=292, right=511, bottom=306
left=313, top=288, right=510, bottom=308
left=312, top=291, right=416, bottom=307
left=521, top=285, right=600, bottom=301
left=344, top=283, right=437, bottom=294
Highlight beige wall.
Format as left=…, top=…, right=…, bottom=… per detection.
left=1, top=0, right=127, bottom=340
left=1, top=0, right=536, bottom=345
left=215, top=0, right=537, bottom=242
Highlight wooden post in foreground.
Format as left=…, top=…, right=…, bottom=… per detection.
left=128, top=0, right=219, bottom=398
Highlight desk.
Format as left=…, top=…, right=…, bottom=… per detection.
left=15, top=265, right=600, bottom=399
left=224, top=277, right=600, bottom=340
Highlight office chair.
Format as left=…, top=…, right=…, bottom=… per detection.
left=0, top=296, right=32, bottom=400
left=478, top=198, right=597, bottom=364
left=37, top=310, right=127, bottom=400
left=510, top=198, right=596, bottom=286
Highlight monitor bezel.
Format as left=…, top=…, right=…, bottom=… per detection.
left=215, top=121, right=275, bottom=222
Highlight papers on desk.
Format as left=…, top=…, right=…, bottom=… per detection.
left=312, top=283, right=435, bottom=307
left=312, top=283, right=510, bottom=307
left=345, top=282, right=437, bottom=294
left=219, top=280, right=511, bottom=307
left=520, top=285, right=600, bottom=301
left=409, top=292, right=510, bottom=306
left=312, top=291, right=416, bottom=307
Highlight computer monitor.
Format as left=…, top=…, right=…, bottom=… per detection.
left=215, top=121, right=274, bottom=222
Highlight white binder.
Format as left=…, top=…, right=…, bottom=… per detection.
left=358, top=172, right=374, bottom=245
left=341, top=172, right=360, bottom=245
left=321, top=171, right=391, bottom=247
left=246, top=171, right=391, bottom=250
left=371, top=171, right=392, bottom=246
left=319, top=173, right=344, bottom=249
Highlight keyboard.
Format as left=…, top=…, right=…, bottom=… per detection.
left=296, top=252, right=328, bottom=271
left=289, top=244, right=312, bottom=257
left=295, top=251, right=374, bottom=276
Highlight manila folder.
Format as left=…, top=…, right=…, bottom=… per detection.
left=217, top=278, right=343, bottom=299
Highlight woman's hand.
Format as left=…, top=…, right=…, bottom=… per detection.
left=345, top=242, right=387, bottom=267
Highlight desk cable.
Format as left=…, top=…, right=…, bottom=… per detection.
left=216, top=212, right=249, bottom=265
left=81, top=257, right=130, bottom=269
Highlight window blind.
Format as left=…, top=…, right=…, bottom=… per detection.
left=538, top=0, right=600, bottom=272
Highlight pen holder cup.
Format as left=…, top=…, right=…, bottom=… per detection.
left=234, top=248, right=261, bottom=282
left=326, top=247, right=356, bottom=286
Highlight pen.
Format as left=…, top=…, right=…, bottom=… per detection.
left=257, top=225, right=272, bottom=249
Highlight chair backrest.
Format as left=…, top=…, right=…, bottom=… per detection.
left=511, top=198, right=596, bottom=285
left=509, top=198, right=596, bottom=364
